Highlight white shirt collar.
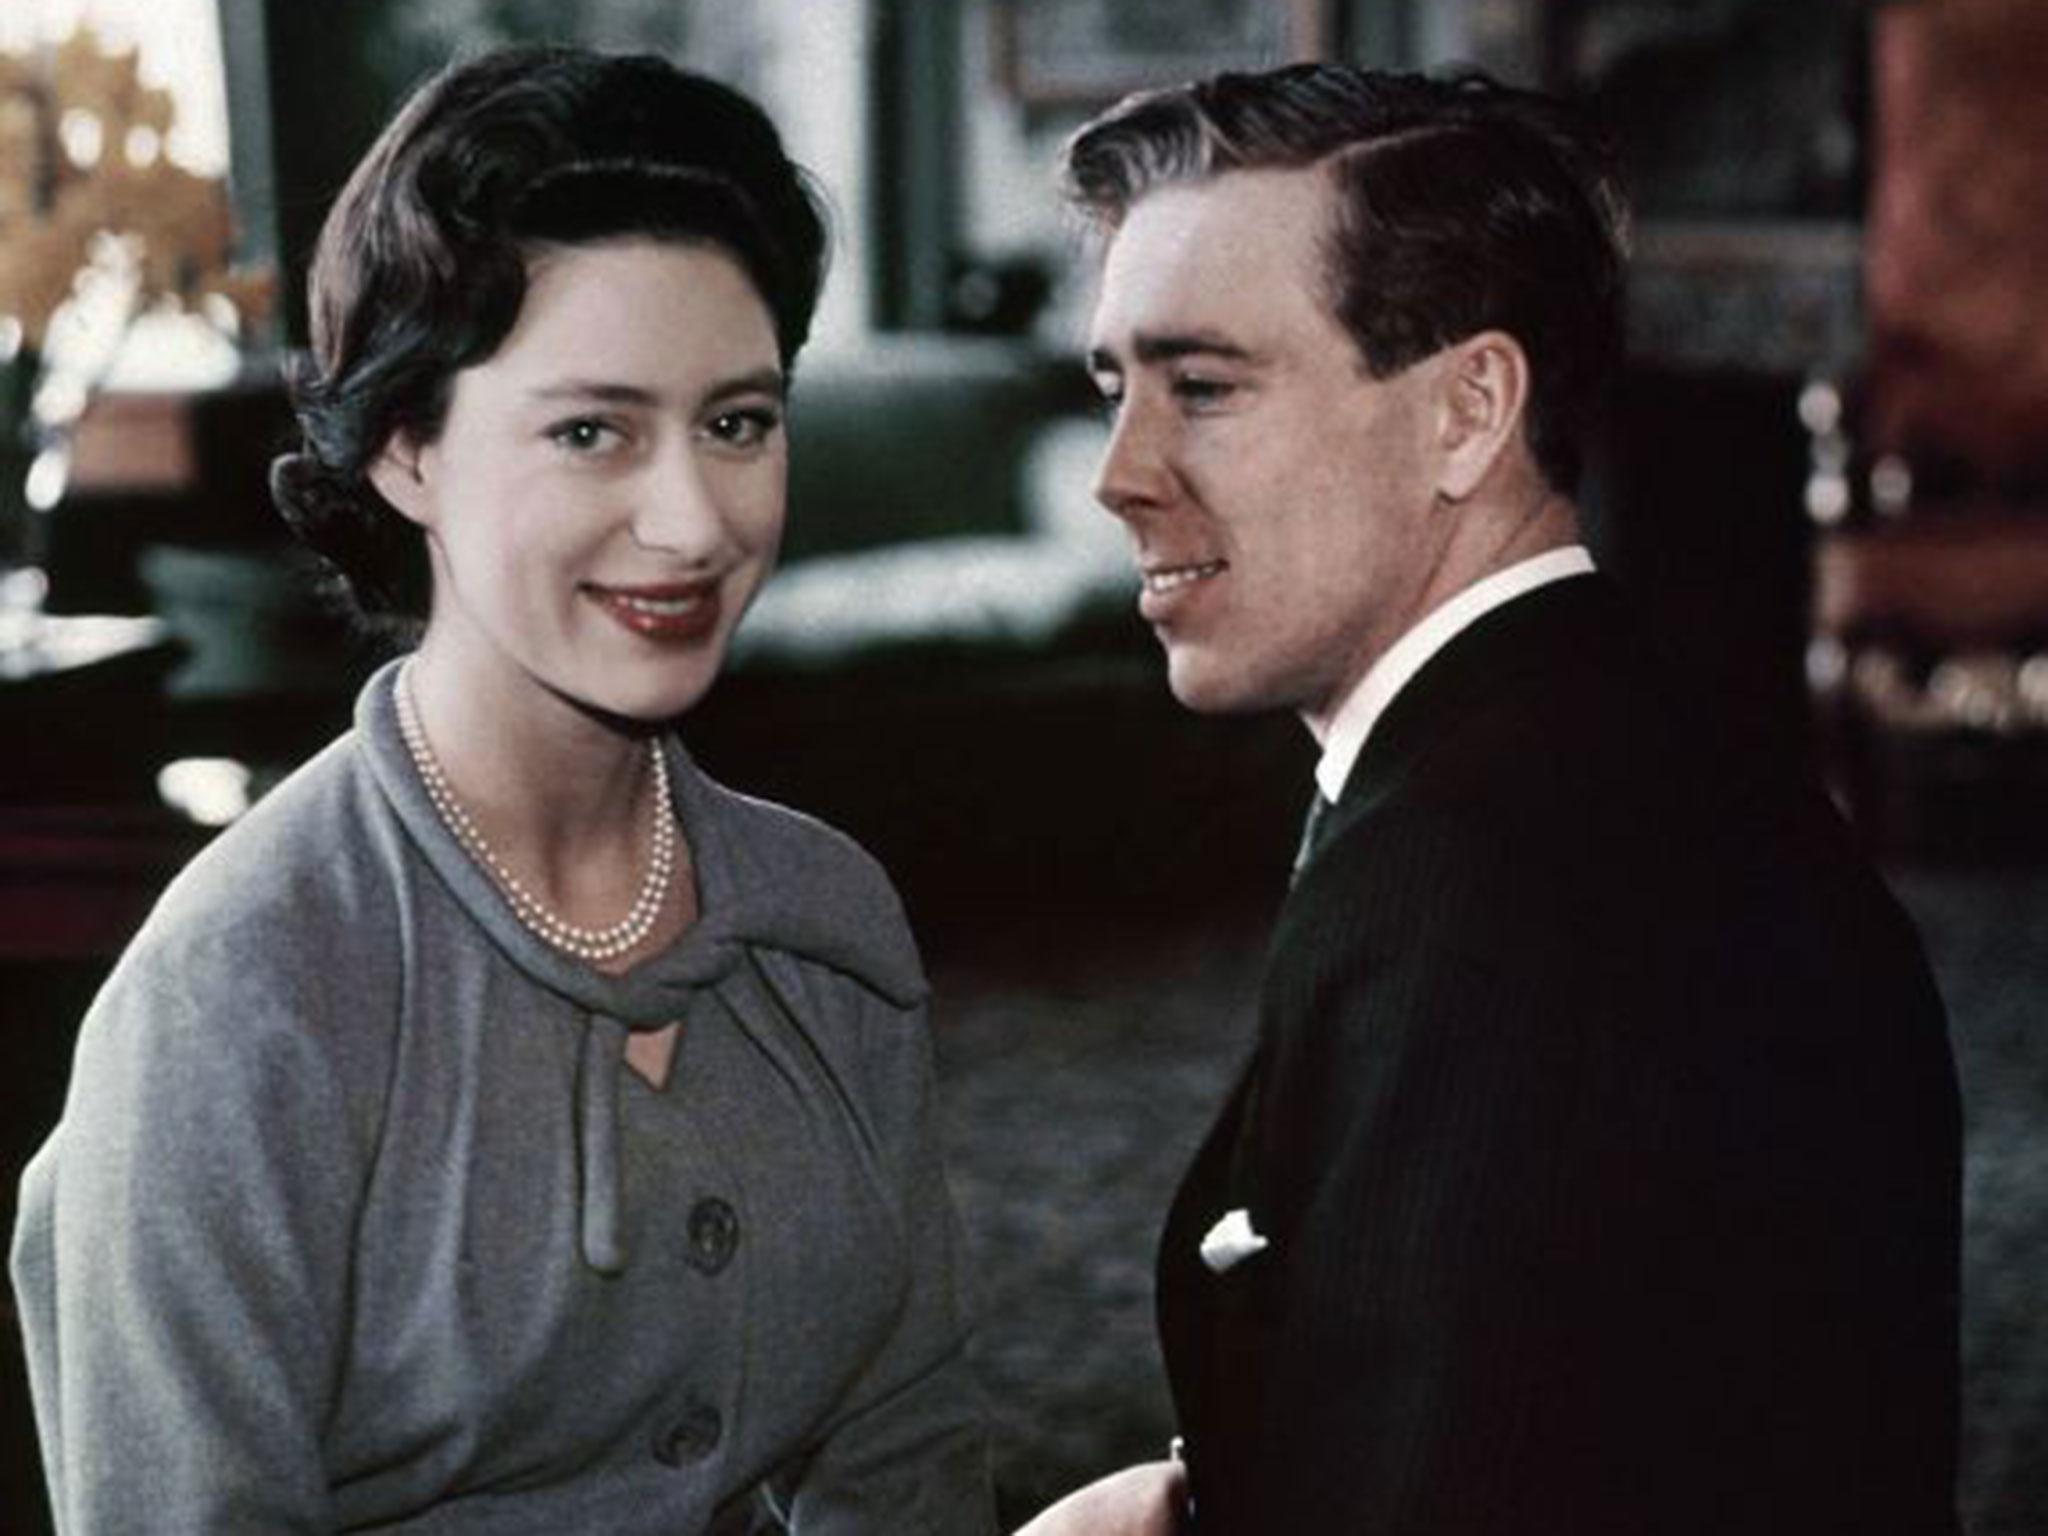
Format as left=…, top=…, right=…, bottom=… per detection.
left=1313, top=545, right=1596, bottom=804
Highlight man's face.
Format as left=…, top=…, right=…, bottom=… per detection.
left=1086, top=168, right=1454, bottom=734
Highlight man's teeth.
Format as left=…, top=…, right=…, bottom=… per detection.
left=1143, top=560, right=1227, bottom=594
left=613, top=592, right=706, bottom=616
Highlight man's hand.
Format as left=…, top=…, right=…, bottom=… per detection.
left=1013, top=1460, right=1186, bottom=1536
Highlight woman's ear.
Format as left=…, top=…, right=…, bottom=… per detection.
left=1434, top=330, right=1529, bottom=504
left=367, top=434, right=434, bottom=527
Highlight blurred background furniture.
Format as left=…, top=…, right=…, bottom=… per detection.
left=1811, top=505, right=2048, bottom=860
left=1804, top=0, right=2048, bottom=862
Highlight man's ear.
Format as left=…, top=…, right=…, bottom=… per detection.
left=366, top=434, right=434, bottom=527
left=1434, top=331, right=1529, bottom=504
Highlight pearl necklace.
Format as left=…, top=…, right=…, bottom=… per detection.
left=396, top=665, right=675, bottom=962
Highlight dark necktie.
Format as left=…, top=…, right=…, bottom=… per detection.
left=1290, top=792, right=1335, bottom=886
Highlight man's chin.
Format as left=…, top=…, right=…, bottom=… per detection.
left=1163, top=657, right=1270, bottom=717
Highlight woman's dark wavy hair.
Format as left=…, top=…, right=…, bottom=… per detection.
left=1062, top=64, right=1629, bottom=495
left=269, top=46, right=828, bottom=638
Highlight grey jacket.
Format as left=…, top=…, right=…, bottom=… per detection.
left=11, top=661, right=995, bottom=1534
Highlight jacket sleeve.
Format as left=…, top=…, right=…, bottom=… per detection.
left=768, top=991, right=997, bottom=1536
left=10, top=924, right=372, bottom=1535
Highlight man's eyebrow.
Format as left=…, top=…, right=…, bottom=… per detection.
left=1088, top=332, right=1260, bottom=372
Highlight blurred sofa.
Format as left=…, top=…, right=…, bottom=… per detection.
left=741, top=334, right=1132, bottom=668
left=782, top=335, right=1097, bottom=560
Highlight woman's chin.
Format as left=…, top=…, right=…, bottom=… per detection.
left=569, top=665, right=725, bottom=728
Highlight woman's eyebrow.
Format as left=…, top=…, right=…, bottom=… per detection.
left=702, top=367, right=787, bottom=405
left=526, top=380, right=661, bottom=406
left=524, top=366, right=787, bottom=408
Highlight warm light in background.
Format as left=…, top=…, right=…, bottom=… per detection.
left=0, top=0, right=227, bottom=177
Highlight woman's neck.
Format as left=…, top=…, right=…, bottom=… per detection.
left=403, top=634, right=663, bottom=914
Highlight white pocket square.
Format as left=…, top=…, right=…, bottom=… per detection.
left=1199, top=1208, right=1269, bottom=1274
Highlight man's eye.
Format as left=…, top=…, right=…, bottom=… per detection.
left=1173, top=376, right=1235, bottom=407
left=547, top=418, right=619, bottom=453
left=707, top=407, right=782, bottom=448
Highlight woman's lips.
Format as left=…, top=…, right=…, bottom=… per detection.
left=584, top=581, right=723, bottom=642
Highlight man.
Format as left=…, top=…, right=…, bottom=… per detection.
left=1023, top=65, right=1960, bottom=1535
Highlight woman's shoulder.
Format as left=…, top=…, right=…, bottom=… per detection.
left=95, top=730, right=407, bottom=1061
left=677, top=752, right=926, bottom=1011
left=152, top=731, right=395, bottom=932
left=702, top=774, right=902, bottom=905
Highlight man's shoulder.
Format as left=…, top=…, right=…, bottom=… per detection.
left=1350, top=577, right=1664, bottom=795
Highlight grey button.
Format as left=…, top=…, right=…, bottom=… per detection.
left=654, top=1403, right=723, bottom=1466
left=686, top=1196, right=739, bottom=1274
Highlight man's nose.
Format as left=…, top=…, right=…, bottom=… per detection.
left=1092, top=403, right=1171, bottom=522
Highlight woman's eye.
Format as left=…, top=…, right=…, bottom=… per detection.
left=706, top=407, right=782, bottom=448
left=547, top=418, right=619, bottom=454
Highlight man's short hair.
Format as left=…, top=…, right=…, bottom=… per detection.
left=1062, top=65, right=1630, bottom=494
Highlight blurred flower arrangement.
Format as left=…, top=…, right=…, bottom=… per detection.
left=0, top=25, right=272, bottom=628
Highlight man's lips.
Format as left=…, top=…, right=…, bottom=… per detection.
left=583, top=579, right=723, bottom=641
left=1141, top=559, right=1228, bottom=594
left=1137, top=558, right=1227, bottom=619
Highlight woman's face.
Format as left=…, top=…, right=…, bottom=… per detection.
left=375, top=237, right=787, bottom=724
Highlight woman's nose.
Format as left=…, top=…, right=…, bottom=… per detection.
left=631, top=447, right=727, bottom=558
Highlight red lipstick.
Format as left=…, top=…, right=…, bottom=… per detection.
left=584, top=580, right=723, bottom=642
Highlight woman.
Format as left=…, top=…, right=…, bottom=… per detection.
left=11, top=47, right=993, bottom=1534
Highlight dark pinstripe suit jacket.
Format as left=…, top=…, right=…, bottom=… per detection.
left=1157, top=574, right=1961, bottom=1534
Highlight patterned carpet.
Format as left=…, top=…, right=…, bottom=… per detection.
left=932, top=868, right=2048, bottom=1534
left=1897, top=868, right=2048, bottom=1535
